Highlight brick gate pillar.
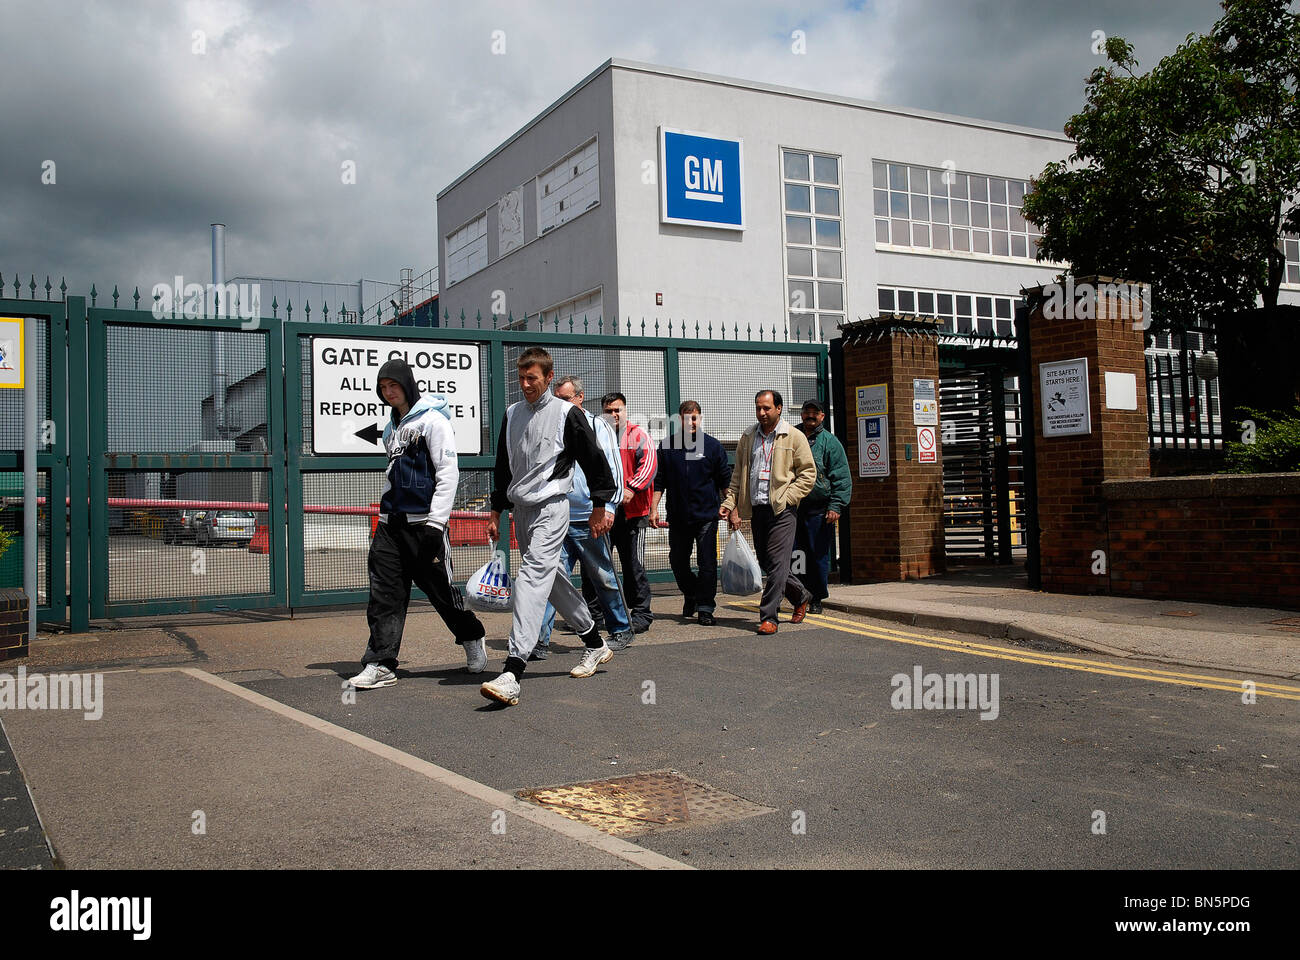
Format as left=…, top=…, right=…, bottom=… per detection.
left=838, top=316, right=944, bottom=581
left=1024, top=276, right=1150, bottom=594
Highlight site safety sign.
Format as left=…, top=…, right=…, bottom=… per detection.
left=311, top=337, right=482, bottom=455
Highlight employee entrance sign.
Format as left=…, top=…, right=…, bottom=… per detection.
left=659, top=127, right=745, bottom=230
left=311, top=337, right=482, bottom=455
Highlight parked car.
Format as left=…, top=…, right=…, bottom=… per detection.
left=194, top=510, right=256, bottom=547
left=162, top=509, right=206, bottom=544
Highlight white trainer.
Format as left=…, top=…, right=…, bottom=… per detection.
left=570, top=643, right=613, bottom=678
left=464, top=637, right=487, bottom=673
left=480, top=671, right=521, bottom=706
left=348, top=663, right=396, bottom=689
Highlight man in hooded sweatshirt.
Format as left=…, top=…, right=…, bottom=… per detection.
left=348, top=358, right=487, bottom=689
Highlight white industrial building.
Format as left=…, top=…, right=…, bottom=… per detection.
left=435, top=59, right=1076, bottom=344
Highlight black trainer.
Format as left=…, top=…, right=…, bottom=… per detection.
left=682, top=599, right=697, bottom=618
left=809, top=601, right=824, bottom=615
left=698, top=612, right=716, bottom=626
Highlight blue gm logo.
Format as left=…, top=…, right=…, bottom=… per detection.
left=660, top=128, right=745, bottom=230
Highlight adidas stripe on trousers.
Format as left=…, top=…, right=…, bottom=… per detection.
left=363, top=516, right=485, bottom=668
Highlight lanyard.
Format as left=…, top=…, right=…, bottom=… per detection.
left=759, top=429, right=776, bottom=471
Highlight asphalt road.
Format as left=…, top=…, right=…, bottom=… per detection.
left=242, top=607, right=1299, bottom=870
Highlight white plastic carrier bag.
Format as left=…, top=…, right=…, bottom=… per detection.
left=720, top=529, right=763, bottom=596
left=468, top=540, right=512, bottom=612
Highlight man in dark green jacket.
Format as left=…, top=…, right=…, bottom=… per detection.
left=796, top=400, right=851, bottom=613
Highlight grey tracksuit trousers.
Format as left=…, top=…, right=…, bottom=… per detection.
left=507, top=496, right=596, bottom=662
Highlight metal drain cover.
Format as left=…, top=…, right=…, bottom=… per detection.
left=518, top=769, right=775, bottom=838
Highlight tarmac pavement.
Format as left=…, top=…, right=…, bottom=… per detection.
left=1, top=567, right=1297, bottom=870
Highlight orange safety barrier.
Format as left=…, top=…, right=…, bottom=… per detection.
left=248, top=526, right=269, bottom=554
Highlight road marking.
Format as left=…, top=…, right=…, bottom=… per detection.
left=728, top=603, right=1300, bottom=702
left=152, top=667, right=691, bottom=870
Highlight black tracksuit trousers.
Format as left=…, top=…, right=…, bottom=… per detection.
left=363, top=517, right=485, bottom=668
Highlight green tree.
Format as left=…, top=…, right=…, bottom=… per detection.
left=1022, top=0, right=1300, bottom=418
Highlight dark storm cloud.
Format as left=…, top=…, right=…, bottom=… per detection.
left=0, top=0, right=1236, bottom=303
left=874, top=0, right=1229, bottom=132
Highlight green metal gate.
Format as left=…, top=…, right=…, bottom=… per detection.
left=0, top=282, right=829, bottom=628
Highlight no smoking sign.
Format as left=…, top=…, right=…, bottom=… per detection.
left=917, top=426, right=936, bottom=463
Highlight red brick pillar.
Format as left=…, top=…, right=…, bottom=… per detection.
left=0, top=588, right=29, bottom=661
left=839, top=316, right=945, bottom=581
left=1026, top=276, right=1150, bottom=594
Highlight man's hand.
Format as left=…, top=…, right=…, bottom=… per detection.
left=589, top=505, right=613, bottom=538
left=719, top=505, right=739, bottom=527
left=487, top=511, right=501, bottom=543
left=623, top=486, right=637, bottom=504
left=650, top=514, right=668, bottom=528
left=826, top=510, right=841, bottom=524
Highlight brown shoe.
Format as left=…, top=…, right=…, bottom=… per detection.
left=756, top=620, right=778, bottom=635
left=790, top=600, right=809, bottom=624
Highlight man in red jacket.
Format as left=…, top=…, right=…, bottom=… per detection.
left=600, top=392, right=658, bottom=634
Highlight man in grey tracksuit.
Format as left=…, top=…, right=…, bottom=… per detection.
left=482, top=347, right=618, bottom=706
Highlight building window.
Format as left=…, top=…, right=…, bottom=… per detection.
left=536, top=288, right=603, bottom=332
left=445, top=214, right=487, bottom=286
left=783, top=149, right=844, bottom=340
left=538, top=139, right=599, bottom=236
left=1284, top=234, right=1299, bottom=285
left=878, top=285, right=1017, bottom=339
left=873, top=161, right=1042, bottom=261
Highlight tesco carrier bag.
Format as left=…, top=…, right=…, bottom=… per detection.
left=720, top=529, right=763, bottom=596
left=468, top=540, right=512, bottom=612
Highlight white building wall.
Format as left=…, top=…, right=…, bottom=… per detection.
left=609, top=63, right=1071, bottom=337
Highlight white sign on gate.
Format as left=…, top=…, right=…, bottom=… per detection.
left=311, top=337, right=483, bottom=455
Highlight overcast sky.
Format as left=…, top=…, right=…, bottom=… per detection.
left=0, top=0, right=1227, bottom=306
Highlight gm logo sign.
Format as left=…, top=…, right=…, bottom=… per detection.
left=659, top=127, right=745, bottom=230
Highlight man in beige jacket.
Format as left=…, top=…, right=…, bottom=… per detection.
left=720, top=389, right=817, bottom=633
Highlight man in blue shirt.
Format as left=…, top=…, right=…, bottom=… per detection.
left=650, top=401, right=732, bottom=626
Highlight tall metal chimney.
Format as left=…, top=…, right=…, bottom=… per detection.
left=210, top=223, right=227, bottom=439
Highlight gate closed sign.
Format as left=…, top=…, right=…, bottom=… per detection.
left=311, top=337, right=483, bottom=455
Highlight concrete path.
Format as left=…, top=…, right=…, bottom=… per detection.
left=825, top=567, right=1300, bottom=680
left=1, top=666, right=684, bottom=870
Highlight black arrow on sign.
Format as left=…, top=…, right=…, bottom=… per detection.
left=354, top=422, right=383, bottom=446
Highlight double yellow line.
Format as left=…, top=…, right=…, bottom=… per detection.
left=727, top=603, right=1300, bottom=702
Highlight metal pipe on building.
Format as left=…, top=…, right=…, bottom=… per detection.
left=211, top=223, right=227, bottom=438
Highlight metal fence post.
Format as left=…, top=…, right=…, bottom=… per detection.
left=65, top=296, right=90, bottom=631
left=663, top=346, right=680, bottom=424
left=489, top=336, right=510, bottom=573
left=87, top=307, right=108, bottom=619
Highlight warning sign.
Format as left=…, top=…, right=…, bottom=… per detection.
left=912, top=378, right=937, bottom=426
left=311, top=336, right=483, bottom=455
left=858, top=415, right=889, bottom=478
left=1039, top=357, right=1091, bottom=437
left=917, top=426, right=936, bottom=463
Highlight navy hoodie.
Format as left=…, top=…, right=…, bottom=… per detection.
left=376, top=358, right=459, bottom=527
